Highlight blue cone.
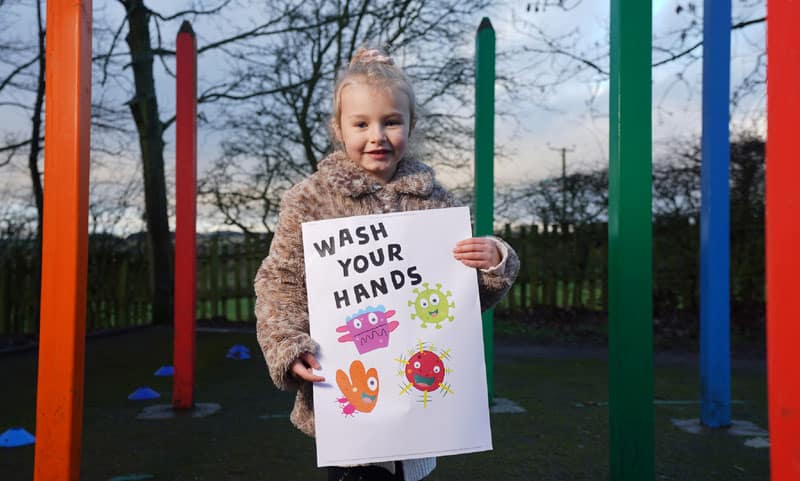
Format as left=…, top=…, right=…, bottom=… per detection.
left=0, top=427, right=35, bottom=447
left=128, top=387, right=160, bottom=400
left=226, top=350, right=251, bottom=360
left=226, top=345, right=251, bottom=360
left=154, top=365, right=174, bottom=376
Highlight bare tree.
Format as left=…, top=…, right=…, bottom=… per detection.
left=652, top=140, right=701, bottom=221
left=0, top=0, right=46, bottom=328
left=0, top=0, right=45, bottom=222
left=199, top=0, right=498, bottom=233
left=92, top=0, right=319, bottom=322
left=496, top=167, right=607, bottom=226
left=0, top=0, right=144, bottom=328
left=111, top=0, right=176, bottom=324
left=513, top=1, right=766, bottom=115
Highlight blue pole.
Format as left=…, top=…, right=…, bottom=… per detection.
left=700, top=0, right=731, bottom=428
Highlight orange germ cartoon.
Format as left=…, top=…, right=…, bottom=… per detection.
left=395, top=340, right=454, bottom=408
left=335, top=360, right=380, bottom=416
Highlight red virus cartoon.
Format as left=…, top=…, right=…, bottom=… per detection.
left=395, top=340, right=454, bottom=408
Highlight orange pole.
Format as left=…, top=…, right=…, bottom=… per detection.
left=33, top=1, right=92, bottom=480
left=766, top=2, right=800, bottom=481
left=173, top=20, right=198, bottom=409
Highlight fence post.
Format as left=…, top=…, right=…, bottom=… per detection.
left=0, top=257, right=7, bottom=335
left=116, top=256, right=129, bottom=327
left=245, top=235, right=256, bottom=320
left=518, top=225, right=528, bottom=311
left=210, top=235, right=220, bottom=318
left=529, top=226, right=540, bottom=306
left=221, top=242, right=230, bottom=320
left=234, top=241, right=244, bottom=321
left=197, top=243, right=208, bottom=319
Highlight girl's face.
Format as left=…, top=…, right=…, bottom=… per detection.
left=337, top=82, right=411, bottom=184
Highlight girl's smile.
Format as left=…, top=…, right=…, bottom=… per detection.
left=365, top=148, right=392, bottom=159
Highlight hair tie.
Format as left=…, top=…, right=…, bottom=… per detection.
left=352, top=48, right=394, bottom=67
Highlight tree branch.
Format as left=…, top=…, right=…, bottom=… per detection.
left=0, top=54, right=39, bottom=93
left=146, top=0, right=233, bottom=21
left=653, top=16, right=765, bottom=68
left=100, top=16, right=129, bottom=85
left=0, top=137, right=38, bottom=153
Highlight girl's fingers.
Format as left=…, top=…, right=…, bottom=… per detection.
left=453, top=238, right=491, bottom=251
left=292, top=363, right=325, bottom=383
left=292, top=354, right=325, bottom=382
left=454, top=251, right=492, bottom=261
left=459, top=259, right=491, bottom=269
left=301, top=352, right=321, bottom=369
left=453, top=239, right=501, bottom=268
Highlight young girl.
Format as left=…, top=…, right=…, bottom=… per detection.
left=255, top=47, right=520, bottom=481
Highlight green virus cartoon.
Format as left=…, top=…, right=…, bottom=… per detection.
left=408, top=282, right=454, bottom=329
left=395, top=340, right=454, bottom=408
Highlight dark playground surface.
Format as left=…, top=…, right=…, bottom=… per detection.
left=0, top=326, right=768, bottom=481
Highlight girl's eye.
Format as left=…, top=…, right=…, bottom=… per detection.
left=385, top=119, right=400, bottom=126
left=355, top=122, right=367, bottom=128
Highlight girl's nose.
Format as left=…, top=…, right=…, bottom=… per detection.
left=370, top=126, right=386, bottom=143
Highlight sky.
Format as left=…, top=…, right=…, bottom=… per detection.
left=0, top=0, right=767, bottom=233
left=486, top=0, right=765, bottom=184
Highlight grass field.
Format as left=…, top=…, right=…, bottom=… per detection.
left=0, top=326, right=768, bottom=480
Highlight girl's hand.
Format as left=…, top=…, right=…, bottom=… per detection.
left=290, top=352, right=325, bottom=383
left=453, top=237, right=501, bottom=270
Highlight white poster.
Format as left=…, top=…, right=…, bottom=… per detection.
left=302, top=206, right=492, bottom=467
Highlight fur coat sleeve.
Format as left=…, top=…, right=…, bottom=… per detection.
left=254, top=187, right=318, bottom=393
left=477, top=235, right=520, bottom=312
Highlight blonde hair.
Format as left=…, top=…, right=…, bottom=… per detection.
left=330, top=47, right=418, bottom=145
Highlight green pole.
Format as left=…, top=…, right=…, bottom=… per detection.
left=609, top=1, right=654, bottom=480
left=475, top=17, right=495, bottom=404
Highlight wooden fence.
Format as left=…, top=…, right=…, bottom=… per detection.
left=497, top=223, right=608, bottom=313
left=0, top=234, right=272, bottom=335
left=0, top=220, right=764, bottom=336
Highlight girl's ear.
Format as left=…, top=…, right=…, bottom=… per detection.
left=332, top=120, right=343, bottom=145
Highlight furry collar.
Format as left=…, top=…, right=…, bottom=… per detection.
left=318, top=151, right=435, bottom=198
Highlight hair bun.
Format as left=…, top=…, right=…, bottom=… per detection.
left=350, top=48, right=395, bottom=67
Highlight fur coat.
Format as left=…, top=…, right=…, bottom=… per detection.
left=254, top=151, right=520, bottom=437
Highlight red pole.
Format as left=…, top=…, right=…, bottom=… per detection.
left=33, top=1, right=92, bottom=480
left=173, top=20, right=198, bottom=409
left=766, top=2, right=800, bottom=481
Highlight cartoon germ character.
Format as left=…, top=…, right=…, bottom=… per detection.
left=336, top=305, right=399, bottom=354
left=409, top=283, right=455, bottom=329
left=335, top=360, right=380, bottom=417
left=395, top=340, right=454, bottom=408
